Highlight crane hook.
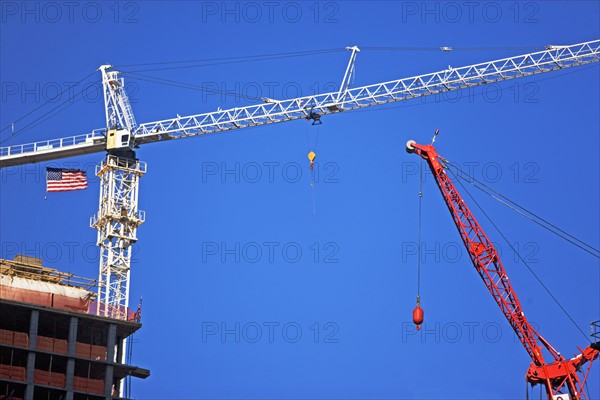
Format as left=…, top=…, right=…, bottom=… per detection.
left=305, top=107, right=323, bottom=125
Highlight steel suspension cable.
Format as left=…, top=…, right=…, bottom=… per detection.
left=117, top=48, right=345, bottom=73
left=0, top=70, right=98, bottom=138
left=446, top=165, right=591, bottom=343
left=442, top=160, right=599, bottom=259
left=0, top=82, right=101, bottom=146
left=417, top=160, right=423, bottom=297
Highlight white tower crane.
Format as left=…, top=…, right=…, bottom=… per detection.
left=0, top=40, right=598, bottom=323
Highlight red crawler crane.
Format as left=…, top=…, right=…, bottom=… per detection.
left=406, top=140, right=599, bottom=400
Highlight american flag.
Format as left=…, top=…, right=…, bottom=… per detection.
left=46, top=168, right=88, bottom=192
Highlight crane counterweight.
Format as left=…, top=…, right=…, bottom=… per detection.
left=412, top=296, right=424, bottom=331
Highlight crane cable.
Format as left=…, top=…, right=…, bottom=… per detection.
left=445, top=164, right=592, bottom=343
left=1, top=49, right=343, bottom=143
left=125, top=49, right=598, bottom=124
left=121, top=46, right=570, bottom=106
left=0, top=84, right=99, bottom=145
left=0, top=81, right=101, bottom=146
left=411, top=159, right=425, bottom=330
left=305, top=122, right=320, bottom=216
left=123, top=48, right=353, bottom=103
left=417, top=160, right=423, bottom=298
left=120, top=45, right=564, bottom=106
left=584, top=380, right=592, bottom=400
left=3, top=48, right=595, bottom=144
left=0, top=70, right=98, bottom=140
left=115, top=45, right=543, bottom=72
left=442, top=160, right=600, bottom=259
left=361, top=46, right=542, bottom=52
left=116, top=48, right=345, bottom=73
left=123, top=71, right=263, bottom=103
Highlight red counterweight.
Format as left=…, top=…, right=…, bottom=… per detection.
left=412, top=304, right=424, bottom=330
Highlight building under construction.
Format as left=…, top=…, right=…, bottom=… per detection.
left=0, top=255, right=149, bottom=400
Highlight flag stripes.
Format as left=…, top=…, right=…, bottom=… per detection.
left=46, top=168, right=88, bottom=192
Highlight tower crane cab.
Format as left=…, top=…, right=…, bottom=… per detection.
left=106, top=128, right=136, bottom=160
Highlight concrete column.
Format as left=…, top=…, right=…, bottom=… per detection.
left=24, top=309, right=39, bottom=400
left=27, top=310, right=39, bottom=350
left=106, top=323, right=117, bottom=362
left=65, top=316, right=78, bottom=400
left=105, top=364, right=115, bottom=399
left=105, top=323, right=117, bottom=398
left=67, top=316, right=78, bottom=357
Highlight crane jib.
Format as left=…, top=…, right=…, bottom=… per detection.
left=0, top=39, right=599, bottom=168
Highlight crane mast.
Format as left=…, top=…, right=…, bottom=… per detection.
left=88, top=65, right=149, bottom=323
left=405, top=140, right=599, bottom=400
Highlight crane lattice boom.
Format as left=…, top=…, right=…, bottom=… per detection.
left=406, top=140, right=599, bottom=400
left=1, top=40, right=598, bottom=168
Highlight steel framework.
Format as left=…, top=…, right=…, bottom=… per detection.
left=0, top=40, right=598, bottom=324
left=90, top=155, right=146, bottom=320
left=406, top=140, right=599, bottom=400
left=1, top=40, right=598, bottom=168
left=100, top=65, right=138, bottom=133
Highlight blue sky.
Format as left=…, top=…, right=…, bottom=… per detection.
left=1, top=1, right=599, bottom=399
